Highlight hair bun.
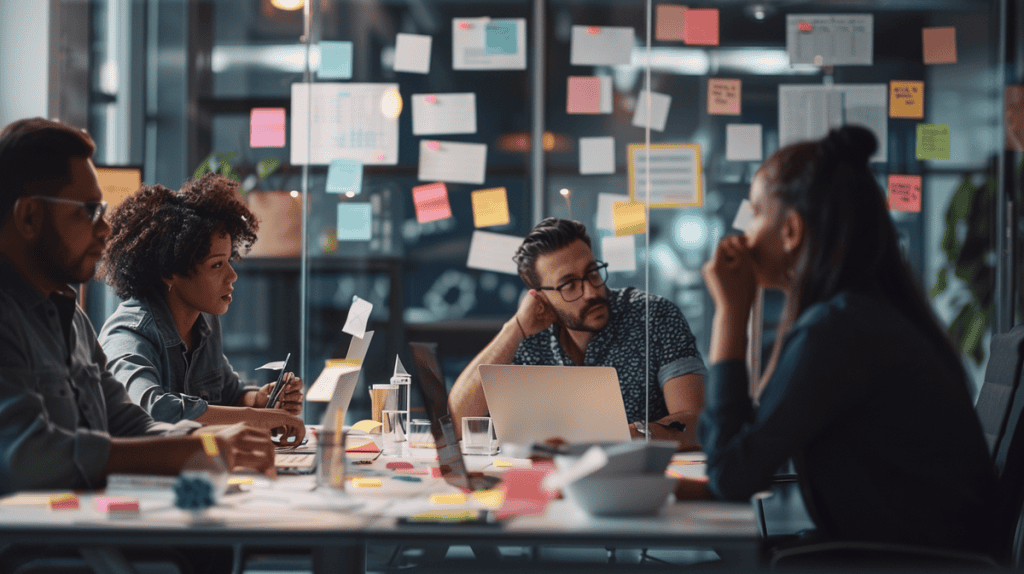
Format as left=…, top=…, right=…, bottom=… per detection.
left=824, top=125, right=877, bottom=166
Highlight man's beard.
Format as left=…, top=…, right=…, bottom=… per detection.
left=33, top=213, right=96, bottom=286
left=553, top=297, right=608, bottom=332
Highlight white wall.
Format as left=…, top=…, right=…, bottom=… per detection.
left=0, top=0, right=51, bottom=127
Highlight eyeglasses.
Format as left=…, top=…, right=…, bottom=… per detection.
left=537, top=262, right=609, bottom=302
left=28, top=196, right=108, bottom=224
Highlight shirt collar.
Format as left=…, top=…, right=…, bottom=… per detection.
left=0, top=258, right=77, bottom=311
left=141, top=293, right=212, bottom=349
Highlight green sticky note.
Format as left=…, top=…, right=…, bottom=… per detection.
left=915, top=123, right=952, bottom=160
left=319, top=41, right=353, bottom=80
left=326, top=159, right=363, bottom=194
left=337, top=203, right=372, bottom=241
left=485, top=20, right=517, bottom=55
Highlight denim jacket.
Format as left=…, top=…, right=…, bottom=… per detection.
left=98, top=295, right=256, bottom=423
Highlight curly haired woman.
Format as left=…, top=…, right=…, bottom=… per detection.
left=97, top=174, right=304, bottom=442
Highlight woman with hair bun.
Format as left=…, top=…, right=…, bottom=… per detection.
left=98, top=174, right=304, bottom=442
left=690, top=126, right=995, bottom=552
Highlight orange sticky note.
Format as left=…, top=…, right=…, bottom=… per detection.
left=613, top=201, right=647, bottom=236
left=567, top=76, right=602, bottom=114
left=471, top=187, right=510, bottom=228
left=655, top=5, right=687, bottom=41
left=889, top=81, right=925, bottom=119
left=708, top=78, right=741, bottom=115
left=923, top=27, right=956, bottom=64
left=412, top=182, right=452, bottom=223
left=684, top=8, right=719, bottom=46
left=250, top=107, right=286, bottom=148
left=888, top=175, right=922, bottom=212
left=95, top=167, right=142, bottom=210
left=587, top=26, right=601, bottom=34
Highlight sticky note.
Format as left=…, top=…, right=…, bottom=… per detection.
left=352, top=478, right=382, bottom=488
left=570, top=25, right=635, bottom=65
left=412, top=93, right=476, bottom=135
left=466, top=231, right=523, bottom=275
left=493, top=468, right=556, bottom=520
left=708, top=79, right=741, bottom=115
left=93, top=496, right=139, bottom=513
left=915, top=123, right=952, bottom=160
left=336, top=203, right=373, bottom=241
left=798, top=22, right=813, bottom=32
left=412, top=182, right=452, bottom=223
left=494, top=459, right=515, bottom=468
left=579, top=136, right=615, bottom=175
left=431, top=467, right=444, bottom=478
left=684, top=8, right=719, bottom=46
left=602, top=235, right=636, bottom=272
left=418, top=140, right=487, bottom=185
left=250, top=108, right=286, bottom=148
left=613, top=201, right=647, bottom=236
left=655, top=5, right=687, bottom=41
left=471, top=489, right=505, bottom=507
left=485, top=20, right=518, bottom=54
left=726, top=124, right=762, bottom=161
left=95, top=167, right=142, bottom=209
left=923, top=27, right=957, bottom=64
left=201, top=434, right=219, bottom=456
left=386, top=461, right=414, bottom=470
left=347, top=440, right=380, bottom=453
left=889, top=81, right=925, bottom=119
left=351, top=419, right=382, bottom=433
left=318, top=41, right=354, bottom=79
left=227, top=477, right=255, bottom=485
left=396, top=468, right=429, bottom=475
left=471, top=187, right=511, bottom=228
left=342, top=296, right=373, bottom=338
left=597, top=193, right=629, bottom=231
left=430, top=493, right=469, bottom=504
left=49, top=493, right=80, bottom=510
left=393, top=475, right=422, bottom=482
left=732, top=199, right=754, bottom=232
left=326, top=159, right=363, bottom=194
left=394, top=33, right=432, bottom=74
left=632, top=91, right=672, bottom=132
left=888, top=175, right=923, bottom=212
left=567, top=76, right=611, bottom=114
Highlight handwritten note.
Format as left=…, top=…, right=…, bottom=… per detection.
left=655, top=5, right=687, bottom=41
left=915, top=123, right=952, bottom=160
left=579, top=136, right=615, bottom=175
left=888, top=175, right=922, bottom=212
left=471, top=187, right=510, bottom=228
left=708, top=78, right=741, bottom=115
left=570, top=25, right=635, bottom=65
left=684, top=8, right=719, bottom=46
left=250, top=107, right=286, bottom=148
left=889, top=81, right=924, bottom=119
left=613, top=201, right=647, bottom=236
left=337, top=203, right=373, bottom=242
left=412, top=182, right=452, bottom=223
left=922, top=27, right=957, bottom=64
left=394, top=33, right=432, bottom=74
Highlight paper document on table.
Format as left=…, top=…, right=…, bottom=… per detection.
left=726, top=124, right=762, bottom=161
left=628, top=143, right=702, bottom=208
left=452, top=18, right=527, bottom=70
left=418, top=140, right=487, bottom=184
left=290, top=83, right=399, bottom=165
left=466, top=231, right=522, bottom=275
left=570, top=26, right=634, bottom=66
left=778, top=84, right=887, bottom=162
left=786, top=14, right=873, bottom=66
left=602, top=235, right=636, bottom=273
left=579, top=136, right=616, bottom=175
left=342, top=296, right=373, bottom=338
left=394, top=33, right=432, bottom=74
left=412, top=93, right=477, bottom=135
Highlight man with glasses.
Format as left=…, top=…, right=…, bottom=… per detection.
left=0, top=118, right=277, bottom=495
left=451, top=218, right=705, bottom=449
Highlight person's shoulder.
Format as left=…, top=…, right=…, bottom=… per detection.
left=617, top=287, right=682, bottom=315
left=793, top=292, right=887, bottom=335
left=98, top=298, right=157, bottom=340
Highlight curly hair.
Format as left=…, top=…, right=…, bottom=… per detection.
left=98, top=174, right=259, bottom=300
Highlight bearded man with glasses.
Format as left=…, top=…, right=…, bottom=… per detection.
left=451, top=217, right=705, bottom=450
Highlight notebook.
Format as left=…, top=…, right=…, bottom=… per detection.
left=409, top=342, right=500, bottom=491
left=478, top=364, right=632, bottom=444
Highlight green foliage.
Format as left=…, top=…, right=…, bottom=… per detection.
left=192, top=153, right=282, bottom=195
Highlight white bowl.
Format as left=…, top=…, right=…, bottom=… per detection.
left=564, top=475, right=679, bottom=517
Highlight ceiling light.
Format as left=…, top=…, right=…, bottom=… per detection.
left=269, top=0, right=304, bottom=11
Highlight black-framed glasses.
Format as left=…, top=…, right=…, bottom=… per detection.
left=28, top=196, right=108, bottom=224
left=538, top=262, right=609, bottom=302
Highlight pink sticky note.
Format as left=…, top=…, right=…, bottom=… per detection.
left=427, top=141, right=441, bottom=151
left=493, top=468, right=559, bottom=520
left=396, top=468, right=429, bottom=475
left=798, top=22, right=812, bottom=32
left=587, top=26, right=601, bottom=35
left=250, top=108, right=286, bottom=148
left=458, top=22, right=471, bottom=30
left=655, top=5, right=687, bottom=41
left=424, top=94, right=437, bottom=104
left=93, top=496, right=140, bottom=513
left=888, top=175, right=922, bottom=212
left=684, top=8, right=719, bottom=46
left=49, top=494, right=80, bottom=510
left=567, top=76, right=602, bottom=114
left=431, top=467, right=444, bottom=478
left=412, top=182, right=453, bottom=223
left=922, top=27, right=957, bottom=64
left=708, top=78, right=741, bottom=115
left=386, top=461, right=414, bottom=470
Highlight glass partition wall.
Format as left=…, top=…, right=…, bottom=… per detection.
left=78, top=0, right=1017, bottom=427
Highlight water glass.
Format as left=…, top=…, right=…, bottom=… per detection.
left=461, top=416, right=497, bottom=455
left=381, top=409, right=407, bottom=457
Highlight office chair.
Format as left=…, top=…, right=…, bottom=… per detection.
left=763, top=325, right=1024, bottom=568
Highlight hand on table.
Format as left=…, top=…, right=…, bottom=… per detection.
left=703, top=235, right=758, bottom=316
left=203, top=422, right=277, bottom=477
left=242, top=409, right=306, bottom=448
left=253, top=373, right=304, bottom=415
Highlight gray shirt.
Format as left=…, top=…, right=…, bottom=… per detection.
left=0, top=260, right=199, bottom=494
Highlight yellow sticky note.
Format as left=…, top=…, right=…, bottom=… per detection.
left=430, top=493, right=469, bottom=504
left=493, top=459, right=515, bottom=468
left=227, top=477, right=255, bottom=485
left=613, top=201, right=647, bottom=236
left=200, top=434, right=219, bottom=456
left=471, top=187, right=511, bottom=228
left=325, top=358, right=361, bottom=367
left=351, top=419, right=382, bottom=434
left=889, top=81, right=924, bottom=119
left=470, top=489, right=505, bottom=507
left=352, top=478, right=382, bottom=487
left=95, top=167, right=142, bottom=209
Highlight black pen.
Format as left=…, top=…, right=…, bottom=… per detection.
left=265, top=352, right=291, bottom=409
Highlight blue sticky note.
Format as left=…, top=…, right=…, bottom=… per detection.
left=337, top=203, right=372, bottom=241
left=393, top=475, right=422, bottom=483
left=326, top=158, right=363, bottom=194
left=319, top=41, right=353, bottom=79
left=485, top=20, right=517, bottom=55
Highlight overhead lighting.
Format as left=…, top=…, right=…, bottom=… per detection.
left=380, top=88, right=403, bottom=119
left=269, top=0, right=304, bottom=11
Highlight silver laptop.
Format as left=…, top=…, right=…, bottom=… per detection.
left=478, top=364, right=631, bottom=444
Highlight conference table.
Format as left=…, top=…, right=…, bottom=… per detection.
left=0, top=438, right=765, bottom=574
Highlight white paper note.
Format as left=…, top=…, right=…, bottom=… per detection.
left=629, top=144, right=701, bottom=207
left=412, top=93, right=477, bottom=135
left=347, top=330, right=374, bottom=363
left=307, top=364, right=362, bottom=402
left=631, top=91, right=672, bottom=132
left=726, top=124, right=763, bottom=161
left=394, top=33, right=432, bottom=74
left=418, top=140, right=487, bottom=185
left=786, top=14, right=873, bottom=67
left=778, top=84, right=887, bottom=162
left=596, top=193, right=630, bottom=231
left=602, top=235, right=636, bottom=273
left=579, top=136, right=616, bottom=175
left=290, top=83, right=399, bottom=165
left=452, top=18, right=527, bottom=70
left=570, top=26, right=635, bottom=66
left=732, top=199, right=754, bottom=232
left=342, top=296, right=373, bottom=338
left=466, top=231, right=523, bottom=275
